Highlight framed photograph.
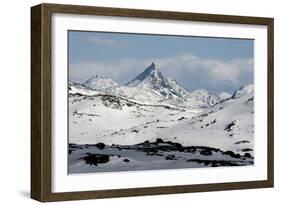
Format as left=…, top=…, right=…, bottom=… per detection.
left=31, top=3, right=274, bottom=202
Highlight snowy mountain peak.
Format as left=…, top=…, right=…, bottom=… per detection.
left=147, top=62, right=158, bottom=71
left=125, top=63, right=190, bottom=100
left=83, top=75, right=119, bottom=90
left=125, top=62, right=160, bottom=86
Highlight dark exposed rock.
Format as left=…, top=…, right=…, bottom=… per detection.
left=131, top=129, right=139, bottom=133
left=211, top=119, right=217, bottom=124
left=82, top=153, right=110, bottom=166
left=223, top=150, right=240, bottom=158
left=96, top=142, right=106, bottom=150
left=247, top=96, right=254, bottom=102
left=141, top=148, right=158, bottom=153
left=156, top=138, right=164, bottom=143
left=69, top=144, right=83, bottom=150
left=244, top=153, right=252, bottom=158
left=235, top=140, right=250, bottom=145
left=123, top=158, right=130, bottom=162
left=165, top=155, right=177, bottom=160
left=184, top=147, right=197, bottom=153
left=199, top=149, right=212, bottom=156
left=198, top=113, right=208, bottom=118
left=241, top=148, right=253, bottom=152
left=224, top=121, right=236, bottom=132
left=126, top=102, right=133, bottom=107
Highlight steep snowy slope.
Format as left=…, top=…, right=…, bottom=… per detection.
left=83, top=75, right=119, bottom=90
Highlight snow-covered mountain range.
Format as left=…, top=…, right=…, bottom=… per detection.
left=69, top=63, right=254, bottom=154
left=71, top=63, right=220, bottom=108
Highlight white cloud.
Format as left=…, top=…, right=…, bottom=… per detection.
left=87, top=36, right=120, bottom=46
left=69, top=53, right=253, bottom=94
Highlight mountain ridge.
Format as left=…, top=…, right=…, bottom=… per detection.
left=69, top=63, right=255, bottom=108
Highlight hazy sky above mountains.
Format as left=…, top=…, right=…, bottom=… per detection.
left=69, top=31, right=254, bottom=95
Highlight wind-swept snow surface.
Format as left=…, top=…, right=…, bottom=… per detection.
left=68, top=63, right=254, bottom=173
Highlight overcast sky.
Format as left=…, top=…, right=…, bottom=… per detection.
left=69, top=31, right=254, bottom=95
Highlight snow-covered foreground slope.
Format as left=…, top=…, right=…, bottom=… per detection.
left=69, top=93, right=201, bottom=145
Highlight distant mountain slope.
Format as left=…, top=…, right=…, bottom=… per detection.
left=191, top=89, right=220, bottom=107
left=83, top=75, right=119, bottom=90
left=69, top=81, right=97, bottom=96
left=232, top=84, right=254, bottom=99
left=219, top=92, right=232, bottom=100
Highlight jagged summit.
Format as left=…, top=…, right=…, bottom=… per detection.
left=126, top=63, right=190, bottom=100
left=125, top=62, right=159, bottom=86
left=146, top=62, right=158, bottom=72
